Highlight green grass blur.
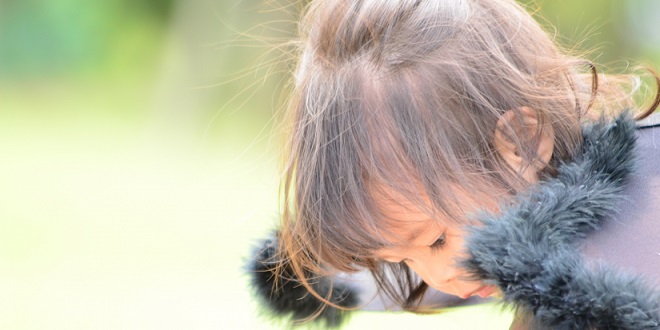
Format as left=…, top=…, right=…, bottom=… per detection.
left=0, top=0, right=658, bottom=329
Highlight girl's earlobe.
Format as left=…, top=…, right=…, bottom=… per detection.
left=493, top=107, right=555, bottom=184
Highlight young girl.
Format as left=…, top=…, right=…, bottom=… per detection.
left=248, top=0, right=660, bottom=328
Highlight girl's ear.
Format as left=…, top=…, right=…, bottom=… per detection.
left=493, top=107, right=555, bottom=184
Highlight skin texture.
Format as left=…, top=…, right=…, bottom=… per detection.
left=374, top=108, right=555, bottom=300
left=373, top=190, right=500, bottom=299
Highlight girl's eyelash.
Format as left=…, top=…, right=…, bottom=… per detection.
left=429, top=233, right=446, bottom=250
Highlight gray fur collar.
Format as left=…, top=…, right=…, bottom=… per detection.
left=463, top=112, right=660, bottom=329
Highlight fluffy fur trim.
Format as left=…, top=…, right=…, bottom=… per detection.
left=463, top=112, right=660, bottom=329
left=247, top=232, right=358, bottom=328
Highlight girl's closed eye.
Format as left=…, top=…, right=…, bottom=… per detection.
left=429, top=233, right=446, bottom=252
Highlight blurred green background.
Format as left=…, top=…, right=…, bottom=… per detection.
left=1, top=0, right=658, bottom=329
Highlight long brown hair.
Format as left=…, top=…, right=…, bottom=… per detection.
left=274, top=0, right=659, bottom=317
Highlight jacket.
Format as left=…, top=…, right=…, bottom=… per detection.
left=248, top=112, right=660, bottom=329
left=464, top=112, right=660, bottom=329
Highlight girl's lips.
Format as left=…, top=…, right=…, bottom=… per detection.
left=475, top=285, right=497, bottom=298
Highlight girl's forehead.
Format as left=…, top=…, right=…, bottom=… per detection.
left=372, top=184, right=431, bottom=215
left=371, top=181, right=463, bottom=221
left=372, top=190, right=445, bottom=241
left=376, top=194, right=432, bottom=221
left=370, top=179, right=502, bottom=232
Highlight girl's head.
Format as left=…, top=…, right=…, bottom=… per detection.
left=277, top=0, right=650, bottom=309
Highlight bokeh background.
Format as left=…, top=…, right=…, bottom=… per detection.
left=1, top=0, right=658, bottom=329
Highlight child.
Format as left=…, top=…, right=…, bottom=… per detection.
left=248, top=0, right=660, bottom=328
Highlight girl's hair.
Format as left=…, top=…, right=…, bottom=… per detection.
left=276, top=0, right=659, bottom=314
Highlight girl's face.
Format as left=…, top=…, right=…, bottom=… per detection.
left=371, top=108, right=553, bottom=299
left=373, top=188, right=502, bottom=299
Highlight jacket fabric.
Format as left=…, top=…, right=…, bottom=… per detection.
left=248, top=112, right=660, bottom=329
left=581, top=114, right=660, bottom=285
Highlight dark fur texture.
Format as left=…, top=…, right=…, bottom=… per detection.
left=463, top=112, right=660, bottom=329
left=247, top=232, right=358, bottom=328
